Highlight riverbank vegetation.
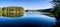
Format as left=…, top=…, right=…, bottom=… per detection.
left=0, top=5, right=59, bottom=18
left=0, top=8, right=2, bottom=16
left=2, top=6, right=24, bottom=17
left=0, top=7, right=56, bottom=17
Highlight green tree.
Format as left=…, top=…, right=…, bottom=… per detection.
left=51, top=0, right=60, bottom=20
left=51, top=0, right=60, bottom=27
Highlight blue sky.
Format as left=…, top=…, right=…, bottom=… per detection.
left=0, top=0, right=52, bottom=10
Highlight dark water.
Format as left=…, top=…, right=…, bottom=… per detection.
left=0, top=12, right=56, bottom=27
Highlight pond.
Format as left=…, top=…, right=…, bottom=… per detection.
left=0, top=12, right=56, bottom=27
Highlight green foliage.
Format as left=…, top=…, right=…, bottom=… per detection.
left=51, top=0, right=60, bottom=20
left=2, top=6, right=24, bottom=17
left=51, top=0, right=60, bottom=13
left=0, top=8, right=2, bottom=16
left=25, top=10, right=43, bottom=12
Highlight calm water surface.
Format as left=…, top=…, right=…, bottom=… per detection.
left=0, top=12, right=56, bottom=27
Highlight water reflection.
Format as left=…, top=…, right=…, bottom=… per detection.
left=1, top=12, right=50, bottom=18
left=0, top=12, right=56, bottom=27
left=2, top=12, right=24, bottom=17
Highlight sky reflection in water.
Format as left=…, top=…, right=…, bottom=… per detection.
left=0, top=12, right=56, bottom=27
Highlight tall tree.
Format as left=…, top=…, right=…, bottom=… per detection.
left=51, top=0, right=60, bottom=20
left=51, top=0, right=60, bottom=27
